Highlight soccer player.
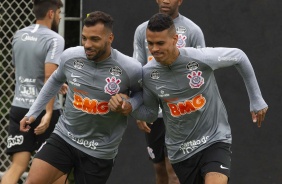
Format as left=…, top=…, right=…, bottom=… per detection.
left=133, top=0, right=205, bottom=183
left=2, top=0, right=66, bottom=184
left=19, top=11, right=142, bottom=184
left=109, top=13, right=268, bottom=184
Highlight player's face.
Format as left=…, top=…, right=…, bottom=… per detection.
left=146, top=28, right=178, bottom=65
left=51, top=8, right=61, bottom=33
left=81, top=23, right=113, bottom=62
left=156, top=0, right=182, bottom=19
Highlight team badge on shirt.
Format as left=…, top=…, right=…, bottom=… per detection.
left=187, top=71, right=204, bottom=88
left=110, top=66, right=122, bottom=76
left=186, top=61, right=199, bottom=71
left=176, top=26, right=187, bottom=34
left=150, top=70, right=160, bottom=79
left=73, top=59, right=84, bottom=69
left=176, top=34, right=187, bottom=48
left=104, top=76, right=121, bottom=95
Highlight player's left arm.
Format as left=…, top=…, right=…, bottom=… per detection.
left=204, top=47, right=268, bottom=127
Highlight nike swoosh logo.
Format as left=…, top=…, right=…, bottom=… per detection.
left=71, top=73, right=82, bottom=78
left=220, top=165, right=229, bottom=170
left=156, top=85, right=166, bottom=90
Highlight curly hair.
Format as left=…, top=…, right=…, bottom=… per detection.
left=84, top=11, right=114, bottom=32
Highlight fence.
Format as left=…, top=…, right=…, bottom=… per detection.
left=0, top=0, right=35, bottom=182
left=0, top=0, right=81, bottom=183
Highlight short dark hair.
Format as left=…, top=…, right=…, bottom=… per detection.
left=84, top=11, right=114, bottom=32
left=147, top=13, right=175, bottom=33
left=33, top=0, right=63, bottom=20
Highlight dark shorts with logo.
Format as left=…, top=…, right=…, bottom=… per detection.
left=172, top=142, right=232, bottom=184
left=6, top=106, right=60, bottom=155
left=145, top=118, right=167, bottom=163
left=35, top=133, right=114, bottom=184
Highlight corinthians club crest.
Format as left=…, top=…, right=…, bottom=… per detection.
left=187, top=71, right=204, bottom=89
left=104, top=76, right=121, bottom=95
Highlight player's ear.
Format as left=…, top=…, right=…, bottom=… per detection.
left=173, top=34, right=178, bottom=45
left=47, top=9, right=54, bottom=19
left=108, top=32, right=114, bottom=44
left=178, top=0, right=183, bottom=6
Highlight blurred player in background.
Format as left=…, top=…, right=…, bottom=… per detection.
left=1, top=0, right=67, bottom=183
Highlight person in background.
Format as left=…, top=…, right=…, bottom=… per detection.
left=133, top=0, right=205, bottom=183
left=1, top=0, right=67, bottom=183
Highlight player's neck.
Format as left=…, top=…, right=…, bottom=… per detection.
left=166, top=48, right=180, bottom=66
left=171, top=12, right=179, bottom=20
left=35, top=19, right=51, bottom=29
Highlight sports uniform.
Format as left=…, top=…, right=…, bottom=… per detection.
left=132, top=47, right=268, bottom=183
left=133, top=14, right=205, bottom=163
left=7, top=24, right=64, bottom=154
left=25, top=46, right=142, bottom=183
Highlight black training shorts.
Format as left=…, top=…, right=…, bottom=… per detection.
left=6, top=106, right=60, bottom=155
left=172, top=142, right=232, bottom=184
left=145, top=118, right=166, bottom=163
left=35, top=133, right=114, bottom=184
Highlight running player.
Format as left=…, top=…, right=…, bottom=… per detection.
left=19, top=11, right=142, bottom=184
left=109, top=13, right=268, bottom=184
left=133, top=0, right=205, bottom=183
left=2, top=0, right=66, bottom=184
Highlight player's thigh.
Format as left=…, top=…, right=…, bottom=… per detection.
left=26, top=158, right=65, bottom=184
left=11, top=151, right=31, bottom=168
left=205, top=172, right=228, bottom=184
left=53, top=174, right=69, bottom=184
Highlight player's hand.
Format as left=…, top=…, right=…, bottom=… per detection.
left=136, top=120, right=151, bottom=133
left=20, top=116, right=35, bottom=132
left=59, top=83, right=68, bottom=95
left=34, top=113, right=51, bottom=135
left=251, top=106, right=268, bottom=127
left=109, top=93, right=132, bottom=116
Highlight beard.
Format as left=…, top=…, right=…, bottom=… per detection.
left=51, top=18, right=59, bottom=33
left=87, top=42, right=108, bottom=61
